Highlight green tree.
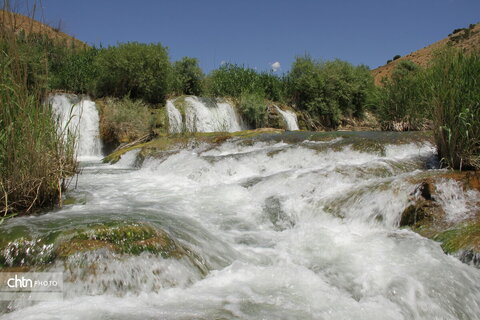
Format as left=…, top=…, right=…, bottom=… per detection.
left=172, top=57, right=204, bottom=96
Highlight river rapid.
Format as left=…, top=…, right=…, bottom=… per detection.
left=1, top=130, right=480, bottom=319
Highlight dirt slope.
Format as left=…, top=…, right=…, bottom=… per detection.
left=0, top=9, right=87, bottom=49
left=372, top=23, right=480, bottom=85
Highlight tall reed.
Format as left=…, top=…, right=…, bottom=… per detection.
left=0, top=7, right=77, bottom=217
left=427, top=49, right=480, bottom=170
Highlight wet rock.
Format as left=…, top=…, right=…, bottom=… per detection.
left=399, top=201, right=433, bottom=227
left=406, top=172, right=480, bottom=268
left=59, top=223, right=186, bottom=259
left=0, top=223, right=195, bottom=269
left=263, top=196, right=295, bottom=231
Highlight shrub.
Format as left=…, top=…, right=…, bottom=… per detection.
left=98, top=97, right=153, bottom=144
left=287, top=56, right=374, bottom=128
left=393, top=55, right=401, bottom=60
left=205, top=63, right=260, bottom=97
left=238, top=91, right=267, bottom=128
left=172, top=57, right=204, bottom=96
left=94, top=42, right=172, bottom=104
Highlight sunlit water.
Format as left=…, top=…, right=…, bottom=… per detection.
left=1, top=136, right=480, bottom=319
left=275, top=106, right=299, bottom=131
left=50, top=94, right=103, bottom=160
left=166, top=96, right=249, bottom=133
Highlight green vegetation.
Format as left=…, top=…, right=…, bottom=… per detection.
left=97, top=97, right=153, bottom=144
left=427, top=50, right=480, bottom=170
left=0, top=10, right=77, bottom=218
left=205, top=63, right=284, bottom=100
left=49, top=47, right=98, bottom=94
left=172, top=57, right=204, bottom=96
left=374, top=60, right=428, bottom=131
left=374, top=50, right=480, bottom=170
left=433, top=222, right=480, bottom=255
left=448, top=23, right=477, bottom=44
left=94, top=42, right=171, bottom=104
left=239, top=91, right=267, bottom=128
left=287, top=56, right=374, bottom=128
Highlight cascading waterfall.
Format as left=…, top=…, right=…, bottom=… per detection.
left=1, top=133, right=480, bottom=319
left=166, top=100, right=183, bottom=133
left=50, top=94, right=103, bottom=160
left=166, top=96, right=248, bottom=132
left=275, top=106, right=299, bottom=130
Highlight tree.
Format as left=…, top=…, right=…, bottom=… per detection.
left=172, top=57, right=204, bottom=96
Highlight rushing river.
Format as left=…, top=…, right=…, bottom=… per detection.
left=1, top=131, right=480, bottom=319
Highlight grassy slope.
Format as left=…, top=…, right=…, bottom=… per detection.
left=372, top=23, right=480, bottom=85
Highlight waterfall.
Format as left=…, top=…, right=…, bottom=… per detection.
left=166, top=100, right=183, bottom=133
left=166, top=96, right=248, bottom=133
left=275, top=106, right=299, bottom=130
left=50, top=94, right=103, bottom=160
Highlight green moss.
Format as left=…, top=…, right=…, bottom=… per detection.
left=152, top=107, right=168, bottom=133
left=433, top=222, right=480, bottom=254
left=59, top=223, right=185, bottom=258
left=173, top=95, right=188, bottom=119
left=62, top=195, right=86, bottom=206
left=0, top=235, right=58, bottom=268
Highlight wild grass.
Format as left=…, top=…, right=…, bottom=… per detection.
left=238, top=91, right=267, bottom=128
left=0, top=8, right=77, bottom=217
left=98, top=97, right=153, bottom=145
left=427, top=50, right=480, bottom=170
left=374, top=60, right=430, bottom=131
left=374, top=49, right=480, bottom=170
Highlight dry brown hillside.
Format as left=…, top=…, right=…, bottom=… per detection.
left=372, top=23, right=480, bottom=85
left=0, top=9, right=87, bottom=49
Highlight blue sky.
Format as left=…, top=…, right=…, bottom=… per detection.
left=34, top=0, right=480, bottom=73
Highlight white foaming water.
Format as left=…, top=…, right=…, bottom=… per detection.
left=166, top=96, right=248, bottom=133
left=50, top=94, right=103, bottom=160
left=434, top=179, right=480, bottom=222
left=275, top=106, right=299, bottom=130
left=2, top=137, right=480, bottom=319
left=166, top=100, right=183, bottom=133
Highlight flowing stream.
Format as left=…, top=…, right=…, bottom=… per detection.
left=1, top=131, right=480, bottom=319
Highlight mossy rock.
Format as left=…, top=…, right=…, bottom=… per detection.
left=103, top=129, right=286, bottom=164
left=399, top=201, right=433, bottom=227
left=0, top=236, right=57, bottom=268
left=433, top=223, right=480, bottom=255
left=57, top=223, right=186, bottom=259
left=0, top=223, right=189, bottom=268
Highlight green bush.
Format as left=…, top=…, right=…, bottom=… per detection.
left=238, top=91, right=267, bottom=128
left=172, top=57, right=204, bottom=96
left=287, top=56, right=374, bottom=128
left=205, top=63, right=285, bottom=101
left=206, top=63, right=260, bottom=97
left=94, top=42, right=172, bottom=104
